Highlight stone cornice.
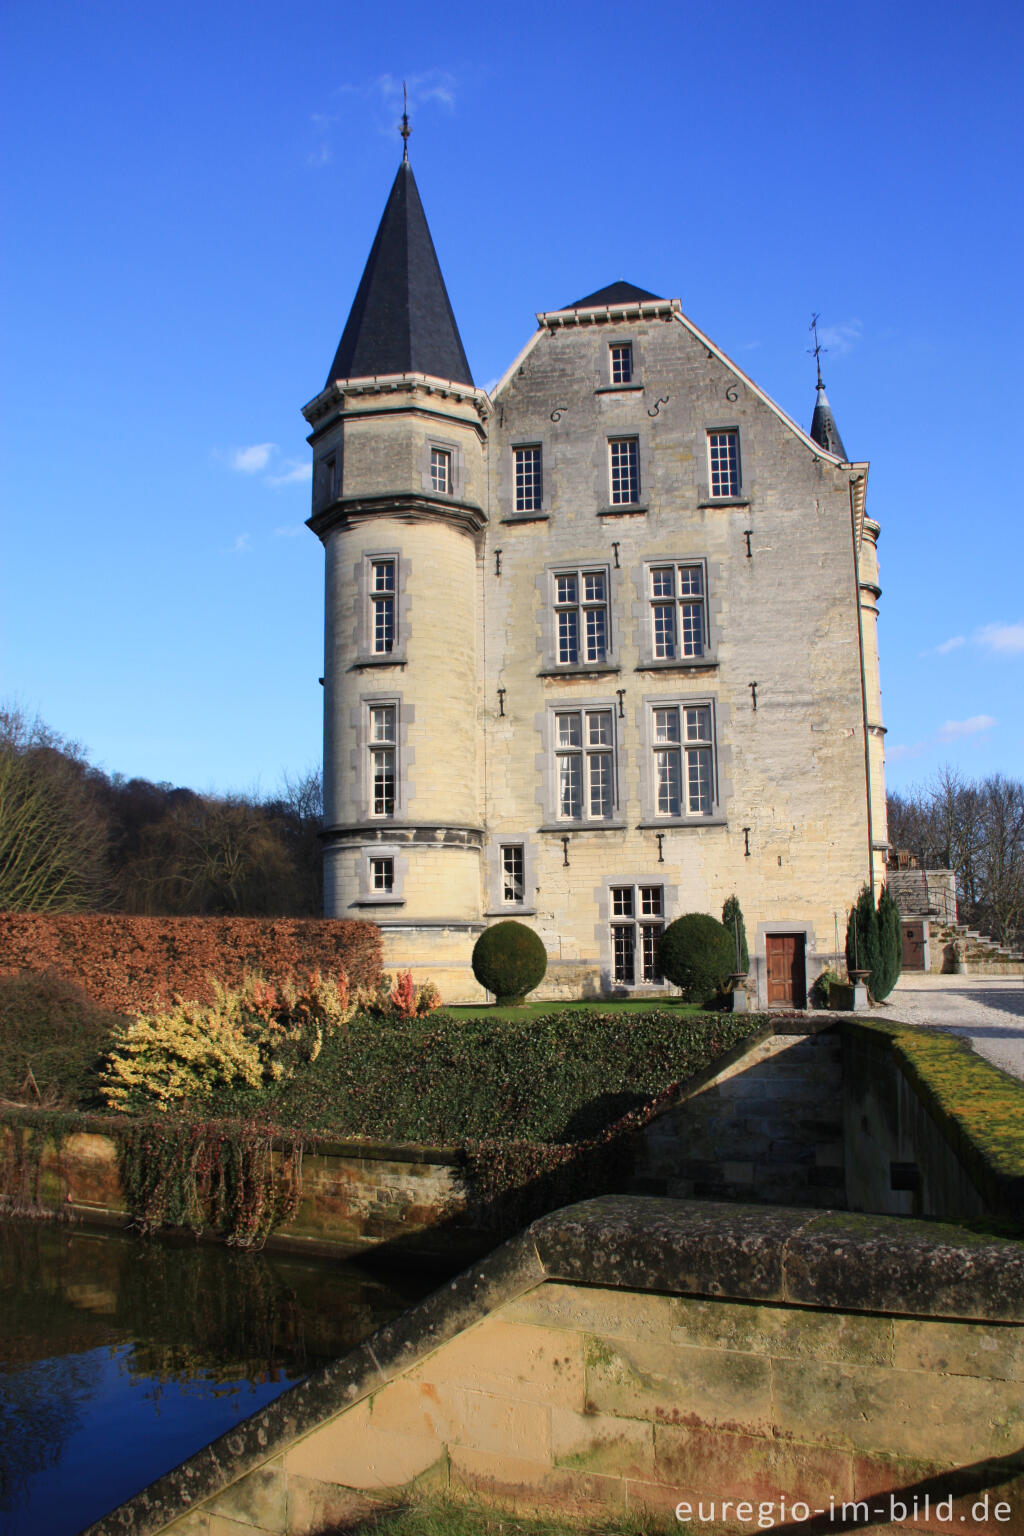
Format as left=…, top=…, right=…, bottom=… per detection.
left=537, top=298, right=681, bottom=330
left=303, top=373, right=491, bottom=430
left=307, top=493, right=487, bottom=541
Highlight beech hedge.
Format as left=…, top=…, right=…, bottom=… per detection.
left=0, top=914, right=382, bottom=1014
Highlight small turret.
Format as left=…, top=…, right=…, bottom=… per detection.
left=807, top=313, right=848, bottom=460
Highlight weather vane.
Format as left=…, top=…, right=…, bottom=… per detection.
left=808, top=313, right=826, bottom=389
left=400, top=82, right=411, bottom=161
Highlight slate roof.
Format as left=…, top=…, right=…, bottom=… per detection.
left=567, top=281, right=664, bottom=309
left=809, top=382, right=849, bottom=460
left=326, top=160, right=473, bottom=388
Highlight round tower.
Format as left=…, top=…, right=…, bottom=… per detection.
left=304, top=153, right=489, bottom=992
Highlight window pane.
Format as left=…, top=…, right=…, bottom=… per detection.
left=612, top=924, right=636, bottom=984
left=587, top=711, right=612, bottom=746
left=370, top=705, right=395, bottom=742
left=640, top=887, right=663, bottom=917
left=656, top=749, right=681, bottom=816
left=559, top=754, right=581, bottom=818
left=651, top=567, right=674, bottom=599
left=611, top=345, right=633, bottom=384
left=640, top=924, right=663, bottom=982
left=684, top=706, right=711, bottom=743
left=686, top=747, right=712, bottom=814
left=502, top=845, right=524, bottom=903
left=430, top=448, right=451, bottom=493
left=588, top=752, right=612, bottom=817
left=558, top=609, right=579, bottom=664
left=610, top=439, right=639, bottom=503
left=585, top=606, right=607, bottom=662
left=652, top=604, right=676, bottom=659
left=556, top=574, right=577, bottom=605
left=371, top=857, right=394, bottom=892
left=611, top=887, right=634, bottom=917
left=653, top=707, right=680, bottom=744
left=514, top=447, right=542, bottom=512
left=678, top=565, right=702, bottom=597
left=679, top=602, right=703, bottom=656
left=373, top=596, right=395, bottom=653
left=371, top=560, right=395, bottom=593
left=709, top=431, right=739, bottom=497
left=583, top=572, right=606, bottom=603
left=372, top=749, right=395, bottom=815
left=557, top=712, right=581, bottom=748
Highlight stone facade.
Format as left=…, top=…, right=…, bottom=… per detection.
left=305, top=170, right=887, bottom=1004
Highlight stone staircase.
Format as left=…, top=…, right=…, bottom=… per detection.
left=931, top=921, right=1024, bottom=975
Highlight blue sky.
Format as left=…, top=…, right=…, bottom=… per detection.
left=2, top=0, right=1021, bottom=798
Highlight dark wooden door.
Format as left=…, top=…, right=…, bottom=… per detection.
left=901, top=920, right=925, bottom=971
left=765, top=934, right=806, bottom=1007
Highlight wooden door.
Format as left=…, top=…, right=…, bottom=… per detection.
left=765, top=934, right=806, bottom=1008
left=901, top=920, right=925, bottom=971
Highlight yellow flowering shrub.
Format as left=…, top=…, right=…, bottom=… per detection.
left=100, top=970, right=351, bottom=1113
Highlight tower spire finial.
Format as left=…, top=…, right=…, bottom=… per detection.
left=808, top=312, right=826, bottom=390
left=400, top=81, right=411, bottom=162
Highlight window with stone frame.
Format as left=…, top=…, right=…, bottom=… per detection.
left=552, top=567, right=610, bottom=666
left=369, top=558, right=397, bottom=654
left=609, top=437, right=640, bottom=504
left=649, top=562, right=706, bottom=659
left=554, top=707, right=616, bottom=822
left=430, top=447, right=452, bottom=494
left=368, top=703, right=398, bottom=817
left=610, top=343, right=633, bottom=385
left=369, top=855, right=394, bottom=893
left=707, top=430, right=741, bottom=497
left=651, top=703, right=715, bottom=817
left=610, top=885, right=664, bottom=984
left=513, top=446, right=543, bottom=513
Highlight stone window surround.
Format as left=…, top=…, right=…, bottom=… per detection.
left=350, top=548, right=412, bottom=667
left=418, top=433, right=465, bottom=500
left=536, top=559, right=621, bottom=676
left=634, top=690, right=731, bottom=826
left=512, top=443, right=544, bottom=514
left=355, top=842, right=407, bottom=907
left=483, top=835, right=538, bottom=916
left=591, top=326, right=650, bottom=392
left=632, top=555, right=723, bottom=670
left=593, top=870, right=680, bottom=993
left=534, top=696, right=624, bottom=829
left=348, top=691, right=416, bottom=822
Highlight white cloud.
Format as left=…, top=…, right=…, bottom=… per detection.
left=334, top=71, right=458, bottom=143
left=230, top=443, right=276, bottom=474
left=233, top=533, right=252, bottom=554
left=935, top=635, right=966, bottom=655
left=976, top=622, right=1024, bottom=655
left=936, top=715, right=997, bottom=741
left=267, top=461, right=312, bottom=488
left=273, top=524, right=305, bottom=538
left=816, top=319, right=863, bottom=357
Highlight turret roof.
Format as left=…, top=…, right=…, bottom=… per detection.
left=325, top=160, right=473, bottom=388
left=809, top=382, right=848, bottom=461
left=567, top=281, right=664, bottom=309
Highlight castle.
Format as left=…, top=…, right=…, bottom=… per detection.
left=304, top=148, right=887, bottom=1005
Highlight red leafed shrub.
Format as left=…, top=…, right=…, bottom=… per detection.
left=0, top=914, right=382, bottom=1015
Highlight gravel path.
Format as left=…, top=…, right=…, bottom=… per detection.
left=874, top=972, right=1024, bottom=1082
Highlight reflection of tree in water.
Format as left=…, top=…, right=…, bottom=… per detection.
left=0, top=1350, right=103, bottom=1511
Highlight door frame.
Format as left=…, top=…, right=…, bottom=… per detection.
left=755, top=922, right=814, bottom=1009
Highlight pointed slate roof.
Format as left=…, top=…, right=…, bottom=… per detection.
left=567, top=281, right=664, bottom=309
left=326, top=160, right=473, bottom=387
left=809, top=381, right=848, bottom=460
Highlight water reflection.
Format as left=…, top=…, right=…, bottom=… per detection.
left=0, top=1219, right=428, bottom=1536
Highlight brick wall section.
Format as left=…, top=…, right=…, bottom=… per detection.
left=0, top=914, right=382, bottom=1013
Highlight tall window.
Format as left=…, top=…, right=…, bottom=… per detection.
left=708, top=431, right=740, bottom=497
left=556, top=708, right=615, bottom=821
left=514, top=446, right=542, bottom=512
left=370, top=558, right=396, bottom=654
left=554, top=568, right=609, bottom=665
left=610, top=344, right=633, bottom=384
left=650, top=564, right=705, bottom=659
left=369, top=704, right=397, bottom=816
left=501, top=844, right=524, bottom=904
left=652, top=704, right=714, bottom=817
left=611, top=885, right=664, bottom=984
left=430, top=447, right=452, bottom=494
left=609, top=438, right=640, bottom=504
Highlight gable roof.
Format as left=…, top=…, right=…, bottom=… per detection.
left=325, top=160, right=473, bottom=388
left=567, top=281, right=664, bottom=309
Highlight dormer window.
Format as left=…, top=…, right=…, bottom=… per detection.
left=430, top=447, right=452, bottom=494
left=610, top=344, right=633, bottom=385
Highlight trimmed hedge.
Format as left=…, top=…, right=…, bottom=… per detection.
left=0, top=914, right=382, bottom=1014
left=472, top=921, right=547, bottom=1005
left=658, top=913, right=735, bottom=1005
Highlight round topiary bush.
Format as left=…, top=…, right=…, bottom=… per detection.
left=472, top=921, right=547, bottom=1006
left=657, top=913, right=736, bottom=1005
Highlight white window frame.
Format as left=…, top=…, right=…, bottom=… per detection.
left=707, top=430, right=741, bottom=498
left=553, top=706, right=617, bottom=823
left=609, top=437, right=640, bottom=504
left=610, top=884, right=665, bottom=984
left=500, top=843, right=525, bottom=906
left=513, top=445, right=543, bottom=513
left=430, top=446, right=452, bottom=495
left=650, top=701, right=716, bottom=819
left=649, top=562, right=707, bottom=660
left=552, top=566, right=611, bottom=667
left=369, top=557, right=397, bottom=655
left=367, top=701, right=398, bottom=818
left=609, top=343, right=633, bottom=385
left=370, top=854, right=394, bottom=893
